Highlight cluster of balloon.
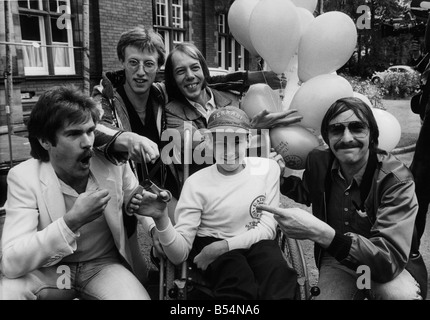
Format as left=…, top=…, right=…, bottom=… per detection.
left=230, top=0, right=399, bottom=168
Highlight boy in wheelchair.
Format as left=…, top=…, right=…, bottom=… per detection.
left=128, top=106, right=297, bottom=299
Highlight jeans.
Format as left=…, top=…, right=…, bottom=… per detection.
left=315, top=255, right=422, bottom=300
left=0, top=254, right=150, bottom=300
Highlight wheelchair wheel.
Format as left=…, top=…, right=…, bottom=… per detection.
left=278, top=231, right=311, bottom=300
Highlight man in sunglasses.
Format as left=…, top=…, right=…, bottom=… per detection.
left=259, top=97, right=427, bottom=300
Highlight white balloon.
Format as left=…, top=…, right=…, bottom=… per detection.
left=372, top=108, right=402, bottom=152
left=249, top=0, right=301, bottom=74
left=270, top=125, right=320, bottom=170
left=241, top=83, right=282, bottom=120
left=353, top=92, right=373, bottom=108
left=298, top=11, right=357, bottom=82
left=296, top=7, right=315, bottom=37
left=227, top=0, right=260, bottom=57
left=290, top=74, right=354, bottom=131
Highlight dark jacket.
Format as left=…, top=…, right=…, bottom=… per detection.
left=281, top=146, right=426, bottom=294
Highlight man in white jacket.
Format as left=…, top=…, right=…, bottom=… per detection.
left=0, top=86, right=159, bottom=300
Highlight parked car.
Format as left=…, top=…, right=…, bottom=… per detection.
left=208, top=67, right=229, bottom=76
left=371, top=65, right=418, bottom=84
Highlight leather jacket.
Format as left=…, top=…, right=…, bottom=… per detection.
left=281, top=146, right=419, bottom=284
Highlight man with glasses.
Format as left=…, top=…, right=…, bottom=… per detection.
left=258, top=97, right=427, bottom=300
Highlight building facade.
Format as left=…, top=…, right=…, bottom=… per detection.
left=0, top=0, right=259, bottom=133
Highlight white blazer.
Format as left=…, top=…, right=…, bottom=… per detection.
left=1, top=156, right=140, bottom=279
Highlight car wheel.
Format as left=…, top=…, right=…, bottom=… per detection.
left=372, top=77, right=381, bottom=85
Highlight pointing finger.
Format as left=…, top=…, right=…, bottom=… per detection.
left=256, top=204, right=282, bottom=216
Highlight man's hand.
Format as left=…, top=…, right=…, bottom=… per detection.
left=257, top=205, right=335, bottom=248
left=194, top=240, right=229, bottom=271
left=116, top=131, right=159, bottom=163
left=64, top=189, right=111, bottom=232
left=134, top=190, right=168, bottom=219
left=250, top=109, right=303, bottom=129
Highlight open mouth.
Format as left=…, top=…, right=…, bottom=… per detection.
left=185, top=83, right=199, bottom=90
left=79, top=150, right=94, bottom=166
left=134, top=79, right=147, bottom=84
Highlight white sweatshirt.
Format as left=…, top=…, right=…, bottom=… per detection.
left=157, top=157, right=280, bottom=264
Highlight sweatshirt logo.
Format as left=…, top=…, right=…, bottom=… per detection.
left=249, top=195, right=266, bottom=219
left=247, top=195, right=266, bottom=230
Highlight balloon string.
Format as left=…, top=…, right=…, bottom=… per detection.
left=279, top=73, right=286, bottom=111
left=256, top=57, right=282, bottom=112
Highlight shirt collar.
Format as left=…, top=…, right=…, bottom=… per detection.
left=186, top=88, right=216, bottom=119
left=59, top=171, right=99, bottom=197
left=331, top=158, right=367, bottom=187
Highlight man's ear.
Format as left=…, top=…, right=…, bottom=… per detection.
left=38, top=138, right=50, bottom=151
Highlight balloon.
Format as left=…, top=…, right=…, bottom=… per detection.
left=241, top=83, right=282, bottom=119
left=290, top=74, right=354, bottom=131
left=298, top=11, right=357, bottom=82
left=372, top=108, right=402, bottom=152
left=291, top=0, right=318, bottom=13
left=228, top=0, right=260, bottom=57
left=353, top=92, right=373, bottom=108
left=270, top=125, right=320, bottom=170
left=249, top=0, right=301, bottom=74
left=296, top=7, right=315, bottom=37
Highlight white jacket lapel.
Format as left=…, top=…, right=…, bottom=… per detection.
left=40, top=162, right=67, bottom=223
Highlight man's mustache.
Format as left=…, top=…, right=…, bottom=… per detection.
left=78, top=149, right=95, bottom=161
left=334, top=142, right=363, bottom=151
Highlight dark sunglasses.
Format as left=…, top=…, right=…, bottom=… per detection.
left=327, top=121, right=369, bottom=138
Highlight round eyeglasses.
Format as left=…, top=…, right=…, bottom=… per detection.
left=327, top=121, right=369, bottom=139
left=126, top=59, right=157, bottom=73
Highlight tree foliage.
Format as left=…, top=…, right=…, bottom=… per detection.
left=322, top=0, right=419, bottom=79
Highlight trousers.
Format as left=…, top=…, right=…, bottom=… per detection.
left=190, top=237, right=297, bottom=300
left=315, top=255, right=422, bottom=300
left=0, top=253, right=150, bottom=300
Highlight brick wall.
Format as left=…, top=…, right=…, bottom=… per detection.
left=98, top=0, right=154, bottom=72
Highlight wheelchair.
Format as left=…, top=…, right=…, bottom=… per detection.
left=155, top=128, right=313, bottom=300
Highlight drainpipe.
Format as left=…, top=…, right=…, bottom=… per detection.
left=83, top=0, right=90, bottom=95
left=4, top=0, right=13, bottom=168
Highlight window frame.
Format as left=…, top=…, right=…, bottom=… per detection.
left=217, top=12, right=245, bottom=71
left=154, top=0, right=185, bottom=54
left=18, top=0, right=76, bottom=76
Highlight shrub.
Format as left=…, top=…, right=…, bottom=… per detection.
left=340, top=74, right=386, bottom=109
left=381, top=71, right=420, bottom=99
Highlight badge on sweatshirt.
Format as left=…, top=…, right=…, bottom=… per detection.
left=250, top=195, right=266, bottom=220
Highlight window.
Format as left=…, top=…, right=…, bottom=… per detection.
left=217, top=13, right=245, bottom=71
left=18, top=0, right=75, bottom=76
left=154, top=0, right=184, bottom=54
